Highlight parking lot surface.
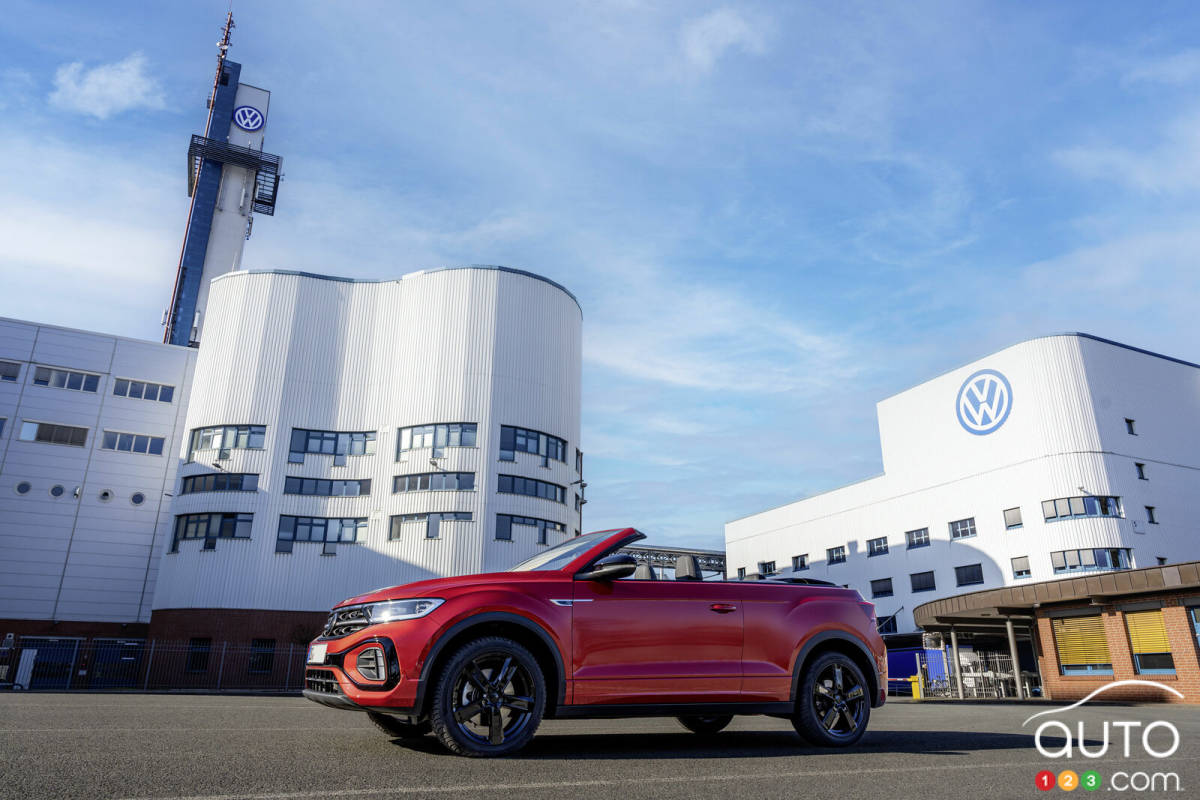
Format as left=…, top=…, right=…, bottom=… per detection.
left=1, top=694, right=1197, bottom=800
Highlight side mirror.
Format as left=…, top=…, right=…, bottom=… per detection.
left=576, top=553, right=637, bottom=581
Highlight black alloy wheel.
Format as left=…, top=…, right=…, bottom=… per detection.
left=366, top=711, right=431, bottom=739
left=791, top=651, right=870, bottom=747
left=430, top=636, right=545, bottom=757
left=676, top=714, right=734, bottom=735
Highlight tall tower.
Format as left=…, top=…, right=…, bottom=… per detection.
left=164, top=13, right=283, bottom=347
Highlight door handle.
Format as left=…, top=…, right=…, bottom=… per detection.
left=709, top=603, right=737, bottom=613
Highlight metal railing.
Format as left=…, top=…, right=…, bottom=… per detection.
left=0, top=639, right=308, bottom=693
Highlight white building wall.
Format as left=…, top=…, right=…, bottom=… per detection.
left=726, top=334, right=1200, bottom=633
left=153, top=266, right=582, bottom=614
left=0, top=318, right=196, bottom=624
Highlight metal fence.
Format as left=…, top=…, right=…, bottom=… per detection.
left=0, top=638, right=308, bottom=693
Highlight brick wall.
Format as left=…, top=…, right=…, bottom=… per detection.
left=148, top=608, right=327, bottom=647
left=1037, top=592, right=1200, bottom=703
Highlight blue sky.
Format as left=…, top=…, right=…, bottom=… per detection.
left=3, top=1, right=1199, bottom=549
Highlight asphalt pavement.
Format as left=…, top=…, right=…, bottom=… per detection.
left=1, top=694, right=1196, bottom=799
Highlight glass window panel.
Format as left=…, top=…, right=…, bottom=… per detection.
left=158, top=385, right=174, bottom=403
left=1065, top=550, right=1081, bottom=567
left=1069, top=497, right=1086, bottom=516
left=143, top=384, right=159, bottom=401
left=1056, top=498, right=1073, bottom=517
left=128, top=381, right=143, bottom=399
left=132, top=435, right=148, bottom=453
left=51, top=371, right=68, bottom=388
left=148, top=437, right=164, bottom=455
left=116, top=433, right=133, bottom=451
left=102, top=431, right=118, bottom=449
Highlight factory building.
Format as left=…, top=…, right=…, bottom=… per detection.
left=726, top=333, right=1200, bottom=637
left=0, top=16, right=582, bottom=687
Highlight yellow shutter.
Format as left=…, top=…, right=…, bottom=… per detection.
left=1053, top=615, right=1112, bottom=665
left=1126, top=610, right=1171, bottom=654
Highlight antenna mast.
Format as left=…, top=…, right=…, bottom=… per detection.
left=207, top=11, right=236, bottom=110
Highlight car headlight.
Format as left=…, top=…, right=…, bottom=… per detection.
left=366, top=598, right=444, bottom=623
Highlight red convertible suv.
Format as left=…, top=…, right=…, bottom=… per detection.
left=303, top=528, right=886, bottom=757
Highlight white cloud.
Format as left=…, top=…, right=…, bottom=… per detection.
left=1123, top=49, right=1200, bottom=85
left=1055, top=110, right=1200, bottom=193
left=679, top=8, right=769, bottom=73
left=49, top=52, right=165, bottom=119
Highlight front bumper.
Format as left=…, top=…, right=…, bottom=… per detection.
left=302, top=632, right=422, bottom=712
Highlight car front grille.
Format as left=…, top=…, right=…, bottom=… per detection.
left=324, top=605, right=370, bottom=637
left=306, top=669, right=340, bottom=694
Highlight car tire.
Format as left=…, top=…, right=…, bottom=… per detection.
left=430, top=636, right=546, bottom=757
left=367, top=711, right=431, bottom=739
left=676, top=715, right=733, bottom=735
left=791, top=651, right=870, bottom=747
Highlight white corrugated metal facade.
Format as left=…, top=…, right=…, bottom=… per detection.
left=725, top=334, right=1200, bottom=633
left=0, top=265, right=582, bottom=628
left=154, top=266, right=582, bottom=614
left=0, top=319, right=197, bottom=624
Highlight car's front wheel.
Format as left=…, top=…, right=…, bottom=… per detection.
left=791, top=651, right=870, bottom=747
left=367, top=711, right=431, bottom=739
left=676, top=715, right=733, bottom=735
left=430, top=636, right=546, bottom=757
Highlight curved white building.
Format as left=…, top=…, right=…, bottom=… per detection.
left=726, top=333, right=1200, bottom=634
left=150, top=266, right=582, bottom=637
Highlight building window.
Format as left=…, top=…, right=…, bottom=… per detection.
left=0, top=418, right=5, bottom=437
left=955, top=563, right=984, bottom=586
left=276, top=516, right=366, bottom=555
left=910, top=571, right=936, bottom=593
left=187, top=425, right=265, bottom=461
left=1125, top=418, right=1136, bottom=435
left=495, top=513, right=565, bottom=544
left=172, top=512, right=253, bottom=552
left=737, top=567, right=746, bottom=579
left=826, top=546, right=847, bottom=565
left=1052, top=615, right=1113, bottom=675
left=905, top=528, right=930, bottom=549
left=759, top=560, right=776, bottom=576
left=1041, top=495, right=1122, bottom=521
left=18, top=420, right=88, bottom=448
left=389, top=512, right=472, bottom=540
left=497, top=474, right=566, bottom=503
left=101, top=430, right=165, bottom=456
left=0, top=360, right=20, bottom=382
left=792, top=554, right=808, bottom=571
left=870, top=578, right=893, bottom=598
left=32, top=366, right=99, bottom=393
left=398, top=423, right=477, bottom=458
left=113, top=378, right=175, bottom=403
left=289, top=429, right=375, bottom=465
left=1012, top=556, right=1031, bottom=579
left=1146, top=506, right=1157, bottom=524
left=1050, top=547, right=1132, bottom=574
left=186, top=638, right=212, bottom=673
left=283, top=477, right=371, bottom=497
left=1003, top=507, right=1023, bottom=529
left=180, top=473, right=259, bottom=494
left=248, top=639, right=275, bottom=674
left=1190, top=607, right=1200, bottom=654
left=576, top=448, right=583, bottom=474
left=948, top=518, right=976, bottom=540
left=1135, top=463, right=1147, bottom=480
left=867, top=537, right=888, bottom=557
left=1157, top=557, right=1168, bottom=565
left=1125, top=609, right=1175, bottom=675
left=877, top=615, right=898, bottom=634
left=499, top=425, right=566, bottom=465
left=393, top=472, right=474, bottom=492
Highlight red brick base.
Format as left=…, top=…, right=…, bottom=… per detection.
left=147, top=608, right=327, bottom=648
left=1037, top=594, right=1200, bottom=703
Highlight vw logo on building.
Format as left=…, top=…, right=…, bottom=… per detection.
left=956, top=368, right=1013, bottom=435
left=232, top=106, right=265, bottom=132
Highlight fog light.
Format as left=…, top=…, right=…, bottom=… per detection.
left=357, top=647, right=386, bottom=681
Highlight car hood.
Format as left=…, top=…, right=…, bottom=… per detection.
left=335, top=571, right=556, bottom=607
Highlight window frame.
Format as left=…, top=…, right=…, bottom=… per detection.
left=101, top=429, right=166, bottom=456
left=905, top=528, right=930, bottom=549
left=826, top=545, right=847, bottom=565
left=792, top=554, right=808, bottom=571
left=948, top=517, right=977, bottom=540
left=870, top=578, right=894, bottom=598
left=32, top=365, right=100, bottom=393
left=1003, top=507, right=1023, bottom=530
left=910, top=570, right=936, bottom=593
left=954, top=563, right=985, bottom=587
left=867, top=536, right=889, bottom=557
left=18, top=419, right=88, bottom=448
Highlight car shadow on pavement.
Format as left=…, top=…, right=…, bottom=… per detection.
left=392, top=729, right=1083, bottom=760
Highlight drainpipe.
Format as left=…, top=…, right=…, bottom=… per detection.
left=1005, top=618, right=1024, bottom=700
left=950, top=626, right=964, bottom=700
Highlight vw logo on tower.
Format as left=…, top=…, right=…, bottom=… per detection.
left=232, top=105, right=265, bottom=132
left=956, top=368, right=1013, bottom=435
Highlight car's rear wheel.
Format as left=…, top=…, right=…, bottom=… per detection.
left=676, top=715, right=733, bottom=735
left=791, top=651, right=870, bottom=747
left=367, top=711, right=431, bottom=739
left=430, top=636, right=545, bottom=757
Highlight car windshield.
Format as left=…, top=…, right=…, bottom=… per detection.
left=507, top=530, right=619, bottom=572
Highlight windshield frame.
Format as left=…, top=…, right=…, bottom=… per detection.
left=506, top=528, right=644, bottom=573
